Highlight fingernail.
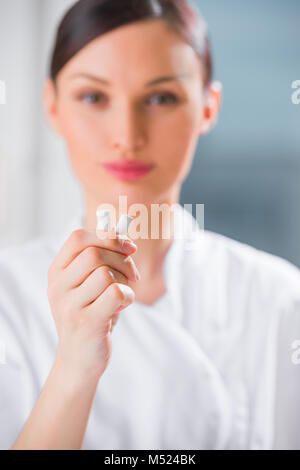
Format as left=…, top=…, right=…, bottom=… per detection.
left=122, top=240, right=137, bottom=254
left=118, top=284, right=135, bottom=306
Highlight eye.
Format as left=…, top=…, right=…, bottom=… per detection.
left=147, top=92, right=179, bottom=106
left=77, top=92, right=106, bottom=105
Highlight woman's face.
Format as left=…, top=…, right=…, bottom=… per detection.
left=44, top=19, right=221, bottom=206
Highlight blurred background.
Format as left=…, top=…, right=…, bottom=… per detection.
left=0, top=0, right=299, bottom=267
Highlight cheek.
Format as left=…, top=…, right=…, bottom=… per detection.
left=60, top=110, right=106, bottom=163
left=57, top=106, right=113, bottom=191
left=151, top=104, right=200, bottom=175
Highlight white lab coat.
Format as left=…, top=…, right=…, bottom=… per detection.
left=0, top=203, right=299, bottom=450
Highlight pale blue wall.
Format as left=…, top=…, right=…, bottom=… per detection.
left=181, top=0, right=300, bottom=267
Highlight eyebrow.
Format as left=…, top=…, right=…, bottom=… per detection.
left=68, top=72, right=190, bottom=87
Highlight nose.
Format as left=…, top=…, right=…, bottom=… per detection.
left=112, top=102, right=146, bottom=158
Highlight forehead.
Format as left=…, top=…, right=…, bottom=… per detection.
left=59, top=19, right=201, bottom=87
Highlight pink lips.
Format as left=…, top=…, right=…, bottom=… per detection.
left=101, top=160, right=155, bottom=181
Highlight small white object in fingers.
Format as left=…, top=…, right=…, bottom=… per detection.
left=96, top=209, right=112, bottom=231
left=116, top=214, right=134, bottom=235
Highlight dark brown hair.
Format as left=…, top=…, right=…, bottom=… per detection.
left=49, top=0, right=213, bottom=88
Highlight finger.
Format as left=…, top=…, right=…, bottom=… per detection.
left=69, top=266, right=128, bottom=309
left=49, top=228, right=137, bottom=276
left=84, top=282, right=135, bottom=326
left=62, top=245, right=139, bottom=289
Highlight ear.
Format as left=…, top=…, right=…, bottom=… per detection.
left=199, top=81, right=223, bottom=136
left=43, top=78, right=63, bottom=136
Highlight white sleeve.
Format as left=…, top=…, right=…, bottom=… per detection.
left=272, top=294, right=300, bottom=449
left=0, top=263, right=33, bottom=450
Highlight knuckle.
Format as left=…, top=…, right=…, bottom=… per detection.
left=70, top=229, right=85, bottom=245
left=91, top=265, right=114, bottom=287
left=85, top=246, right=101, bottom=265
left=98, top=265, right=115, bottom=284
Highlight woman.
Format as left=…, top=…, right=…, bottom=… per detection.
left=0, top=0, right=299, bottom=450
